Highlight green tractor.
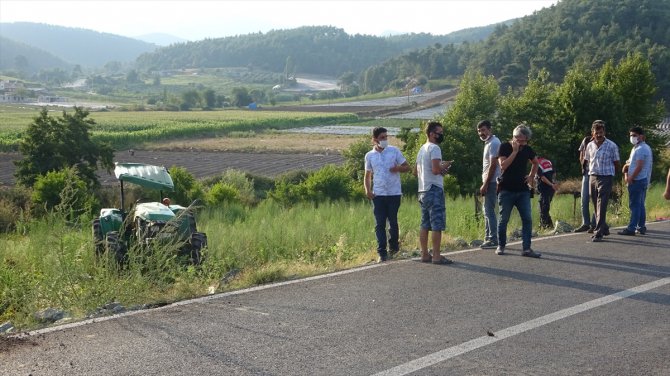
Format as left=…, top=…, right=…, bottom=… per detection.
left=92, top=163, right=207, bottom=264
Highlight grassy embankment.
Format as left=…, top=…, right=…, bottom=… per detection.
left=1, top=185, right=669, bottom=331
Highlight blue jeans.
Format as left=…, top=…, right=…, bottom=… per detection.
left=498, top=190, right=532, bottom=250
left=372, top=195, right=401, bottom=257
left=581, top=174, right=595, bottom=227
left=483, top=181, right=498, bottom=242
left=626, top=179, right=647, bottom=232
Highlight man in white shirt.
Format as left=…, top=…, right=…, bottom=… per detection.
left=364, top=127, right=410, bottom=262
left=477, top=120, right=501, bottom=249
left=415, top=121, right=452, bottom=265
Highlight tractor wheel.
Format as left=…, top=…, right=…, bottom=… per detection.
left=92, top=219, right=104, bottom=256
left=189, top=232, right=207, bottom=265
left=105, top=231, right=128, bottom=264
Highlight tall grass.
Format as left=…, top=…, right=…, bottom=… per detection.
left=1, top=184, right=669, bottom=330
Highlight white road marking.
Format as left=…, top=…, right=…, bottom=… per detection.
left=371, top=277, right=670, bottom=376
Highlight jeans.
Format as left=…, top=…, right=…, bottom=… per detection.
left=538, top=189, right=554, bottom=228
left=626, top=179, right=647, bottom=232
left=483, top=181, right=498, bottom=242
left=498, top=190, right=532, bottom=250
left=580, top=174, right=596, bottom=227
left=372, top=195, right=401, bottom=257
left=590, top=175, right=613, bottom=237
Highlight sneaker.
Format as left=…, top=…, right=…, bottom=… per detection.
left=603, top=228, right=610, bottom=236
left=637, top=228, right=646, bottom=235
left=495, top=246, right=505, bottom=255
left=377, top=254, right=388, bottom=263
left=591, top=235, right=603, bottom=242
left=389, top=249, right=400, bottom=258
left=521, top=249, right=541, bottom=258
left=481, top=240, right=498, bottom=249
left=617, top=228, right=636, bottom=236
left=574, top=224, right=591, bottom=232
left=587, top=227, right=594, bottom=234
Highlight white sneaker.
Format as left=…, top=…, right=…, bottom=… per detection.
left=495, top=246, right=505, bottom=255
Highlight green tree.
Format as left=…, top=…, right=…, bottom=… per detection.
left=231, top=87, right=253, bottom=107
left=14, top=107, right=114, bottom=188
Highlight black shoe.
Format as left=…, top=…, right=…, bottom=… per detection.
left=521, top=249, right=541, bottom=258
left=389, top=249, right=400, bottom=258
left=574, top=224, right=590, bottom=232
left=587, top=227, right=594, bottom=234
left=377, top=254, right=388, bottom=263
left=617, top=229, right=636, bottom=236
left=637, top=228, right=646, bottom=235
left=603, top=229, right=610, bottom=236
left=591, top=235, right=603, bottom=242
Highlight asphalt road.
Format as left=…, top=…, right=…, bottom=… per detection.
left=2, top=222, right=669, bottom=376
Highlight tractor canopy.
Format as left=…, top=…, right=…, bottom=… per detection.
left=114, top=163, right=174, bottom=191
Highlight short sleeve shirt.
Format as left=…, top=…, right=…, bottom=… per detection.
left=364, top=145, right=407, bottom=196
left=416, top=142, right=443, bottom=191
left=482, top=135, right=501, bottom=182
left=628, top=142, right=652, bottom=183
left=498, top=143, right=536, bottom=192
left=585, top=139, right=619, bottom=176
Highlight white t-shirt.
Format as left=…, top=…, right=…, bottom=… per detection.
left=482, top=135, right=501, bottom=183
left=364, top=145, right=407, bottom=196
left=416, top=142, right=443, bottom=192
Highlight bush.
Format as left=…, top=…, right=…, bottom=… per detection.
left=303, top=165, right=353, bottom=202
left=169, top=166, right=205, bottom=206
left=218, top=170, right=255, bottom=205
left=31, top=167, right=96, bottom=218
left=206, top=183, right=240, bottom=206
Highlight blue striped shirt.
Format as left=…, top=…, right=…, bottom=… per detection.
left=586, top=139, right=619, bottom=176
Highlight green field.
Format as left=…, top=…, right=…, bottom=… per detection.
left=0, top=105, right=359, bottom=151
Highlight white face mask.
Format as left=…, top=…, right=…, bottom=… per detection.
left=378, top=140, right=389, bottom=149
left=630, top=136, right=639, bottom=145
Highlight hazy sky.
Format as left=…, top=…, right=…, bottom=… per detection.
left=1, top=0, right=559, bottom=41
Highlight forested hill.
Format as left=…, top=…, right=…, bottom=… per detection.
left=0, top=22, right=157, bottom=68
left=362, top=0, right=670, bottom=98
left=0, top=37, right=71, bottom=73
left=134, top=24, right=500, bottom=76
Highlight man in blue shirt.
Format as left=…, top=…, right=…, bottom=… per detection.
left=584, top=120, right=620, bottom=242
left=618, top=126, right=653, bottom=236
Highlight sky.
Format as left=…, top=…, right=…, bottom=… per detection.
left=1, top=0, right=559, bottom=41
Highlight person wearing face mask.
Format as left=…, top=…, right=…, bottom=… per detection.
left=583, top=120, right=620, bottom=242
left=415, top=121, right=453, bottom=264
left=364, top=127, right=410, bottom=262
left=495, top=124, right=541, bottom=258
left=476, top=120, right=501, bottom=249
left=618, top=126, right=652, bottom=236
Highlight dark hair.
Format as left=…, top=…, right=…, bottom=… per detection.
left=591, top=120, right=605, bottom=132
left=591, top=120, right=606, bottom=132
left=372, top=127, right=387, bottom=138
left=477, top=120, right=492, bottom=129
left=629, top=126, right=644, bottom=135
left=425, top=121, right=443, bottom=137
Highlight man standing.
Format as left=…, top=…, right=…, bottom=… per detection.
left=574, top=133, right=596, bottom=232
left=618, top=126, right=652, bottom=236
left=496, top=124, right=541, bottom=258
left=584, top=120, right=620, bottom=242
left=364, top=127, right=410, bottom=262
left=536, top=156, right=557, bottom=229
left=415, top=121, right=452, bottom=264
left=477, top=120, right=501, bottom=249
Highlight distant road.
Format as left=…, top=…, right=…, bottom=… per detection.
left=3, top=221, right=668, bottom=375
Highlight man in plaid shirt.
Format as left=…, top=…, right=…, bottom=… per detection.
left=584, top=120, right=620, bottom=242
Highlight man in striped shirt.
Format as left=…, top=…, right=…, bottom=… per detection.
left=584, top=120, right=620, bottom=242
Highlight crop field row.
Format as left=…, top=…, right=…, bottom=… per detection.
left=0, top=106, right=358, bottom=151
